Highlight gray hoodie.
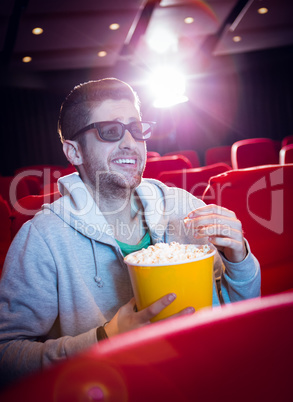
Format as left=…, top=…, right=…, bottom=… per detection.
left=0, top=173, right=260, bottom=387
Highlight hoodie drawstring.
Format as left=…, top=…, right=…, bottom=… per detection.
left=91, top=239, right=104, bottom=287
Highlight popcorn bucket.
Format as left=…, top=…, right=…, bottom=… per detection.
left=125, top=245, right=216, bottom=322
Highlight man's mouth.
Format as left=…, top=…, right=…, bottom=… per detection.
left=113, top=158, right=136, bottom=165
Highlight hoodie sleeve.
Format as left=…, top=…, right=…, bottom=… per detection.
left=0, top=221, right=97, bottom=389
left=219, top=240, right=261, bottom=303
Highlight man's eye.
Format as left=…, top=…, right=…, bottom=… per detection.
left=131, top=123, right=142, bottom=133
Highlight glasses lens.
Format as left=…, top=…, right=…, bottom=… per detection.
left=99, top=122, right=123, bottom=141
left=141, top=122, right=152, bottom=139
left=129, top=122, right=152, bottom=139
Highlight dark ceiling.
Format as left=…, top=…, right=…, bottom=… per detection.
left=1, top=0, right=293, bottom=74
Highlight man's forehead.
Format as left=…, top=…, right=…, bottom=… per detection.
left=90, top=98, right=139, bottom=120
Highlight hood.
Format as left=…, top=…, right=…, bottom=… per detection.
left=42, top=173, right=171, bottom=245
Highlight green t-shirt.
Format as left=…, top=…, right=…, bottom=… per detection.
left=116, top=231, right=152, bottom=257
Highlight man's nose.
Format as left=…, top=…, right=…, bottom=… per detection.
left=119, top=129, right=136, bottom=149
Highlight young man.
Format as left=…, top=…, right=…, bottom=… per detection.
left=0, top=78, right=260, bottom=387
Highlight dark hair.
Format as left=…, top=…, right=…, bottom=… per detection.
left=58, top=78, right=141, bottom=143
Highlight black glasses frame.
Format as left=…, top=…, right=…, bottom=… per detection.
left=71, top=121, right=156, bottom=142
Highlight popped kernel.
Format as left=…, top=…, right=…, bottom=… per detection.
left=124, top=242, right=211, bottom=265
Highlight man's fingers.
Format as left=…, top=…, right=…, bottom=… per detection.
left=164, top=306, right=195, bottom=320
left=187, top=204, right=236, bottom=219
left=136, top=293, right=177, bottom=323
left=128, top=297, right=137, bottom=311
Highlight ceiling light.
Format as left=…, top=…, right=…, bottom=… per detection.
left=32, top=27, right=43, bottom=35
left=109, top=23, right=120, bottom=30
left=22, top=56, right=32, bottom=63
left=233, top=36, right=242, bottom=42
left=98, top=51, right=107, bottom=57
left=147, top=29, right=177, bottom=53
left=149, top=67, right=188, bottom=108
left=184, top=17, right=194, bottom=24
left=257, top=7, right=268, bottom=14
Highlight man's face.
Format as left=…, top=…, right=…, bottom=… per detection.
left=79, top=99, right=147, bottom=197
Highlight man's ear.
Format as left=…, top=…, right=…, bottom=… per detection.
left=63, top=140, right=83, bottom=166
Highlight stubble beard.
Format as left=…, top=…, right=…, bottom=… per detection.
left=83, top=154, right=145, bottom=201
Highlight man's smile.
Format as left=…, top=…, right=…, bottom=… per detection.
left=113, top=158, right=136, bottom=165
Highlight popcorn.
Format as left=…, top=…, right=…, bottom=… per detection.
left=124, top=242, right=212, bottom=265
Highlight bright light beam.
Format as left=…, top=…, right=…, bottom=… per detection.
left=147, top=28, right=178, bottom=54
left=149, top=67, right=189, bottom=108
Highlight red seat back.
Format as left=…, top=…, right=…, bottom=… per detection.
left=0, top=195, right=11, bottom=274
left=143, top=155, right=192, bottom=179
left=205, top=145, right=232, bottom=166
left=147, top=151, right=160, bottom=158
left=157, top=163, right=231, bottom=199
left=231, top=138, right=279, bottom=169
left=202, top=164, right=293, bottom=295
left=11, top=192, right=61, bottom=239
left=0, top=176, right=31, bottom=210
left=281, top=134, right=293, bottom=148
left=164, top=150, right=200, bottom=168
left=14, top=165, right=76, bottom=194
left=279, top=144, right=293, bottom=164
left=1, top=292, right=293, bottom=402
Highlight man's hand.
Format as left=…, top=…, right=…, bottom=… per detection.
left=104, top=294, right=195, bottom=338
left=185, top=204, right=247, bottom=263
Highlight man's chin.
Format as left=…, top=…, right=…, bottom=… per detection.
left=99, top=171, right=142, bottom=194
left=118, top=173, right=142, bottom=190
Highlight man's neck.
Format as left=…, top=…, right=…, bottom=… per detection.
left=95, top=186, right=141, bottom=223
left=97, top=189, right=146, bottom=244
left=98, top=193, right=132, bottom=221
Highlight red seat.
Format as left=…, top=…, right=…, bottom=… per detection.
left=157, top=163, right=231, bottom=199
left=0, top=176, right=31, bottom=210
left=202, top=164, right=293, bottom=296
left=1, top=292, right=293, bottom=401
left=143, top=155, right=192, bottom=179
left=281, top=134, right=293, bottom=148
left=14, top=164, right=72, bottom=193
left=40, top=182, right=59, bottom=195
left=205, top=145, right=232, bottom=167
left=11, top=192, right=61, bottom=239
left=279, top=144, right=293, bottom=164
left=231, top=138, right=279, bottom=169
left=14, top=164, right=66, bottom=177
left=164, top=150, right=200, bottom=168
left=0, top=195, right=11, bottom=275
left=147, top=151, right=160, bottom=158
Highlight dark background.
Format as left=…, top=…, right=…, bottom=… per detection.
left=1, top=0, right=293, bottom=176
left=1, top=44, right=292, bottom=176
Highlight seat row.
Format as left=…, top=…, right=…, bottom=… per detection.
left=1, top=289, right=293, bottom=401
left=1, top=163, right=293, bottom=299
left=148, top=135, right=293, bottom=170
left=0, top=136, right=291, bottom=211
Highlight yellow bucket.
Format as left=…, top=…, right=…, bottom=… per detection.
left=126, top=246, right=216, bottom=322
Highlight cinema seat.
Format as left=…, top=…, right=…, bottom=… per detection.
left=14, top=164, right=74, bottom=193
left=281, top=134, right=293, bottom=148
left=0, top=195, right=11, bottom=274
left=202, top=164, right=293, bottom=296
left=205, top=145, right=232, bottom=167
left=11, top=192, right=61, bottom=239
left=143, top=155, right=192, bottom=179
left=279, top=144, right=293, bottom=164
left=1, top=292, right=292, bottom=402
left=164, top=150, right=200, bottom=168
left=0, top=175, right=31, bottom=210
left=147, top=151, right=160, bottom=158
left=157, top=163, right=231, bottom=199
left=231, top=138, right=279, bottom=169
